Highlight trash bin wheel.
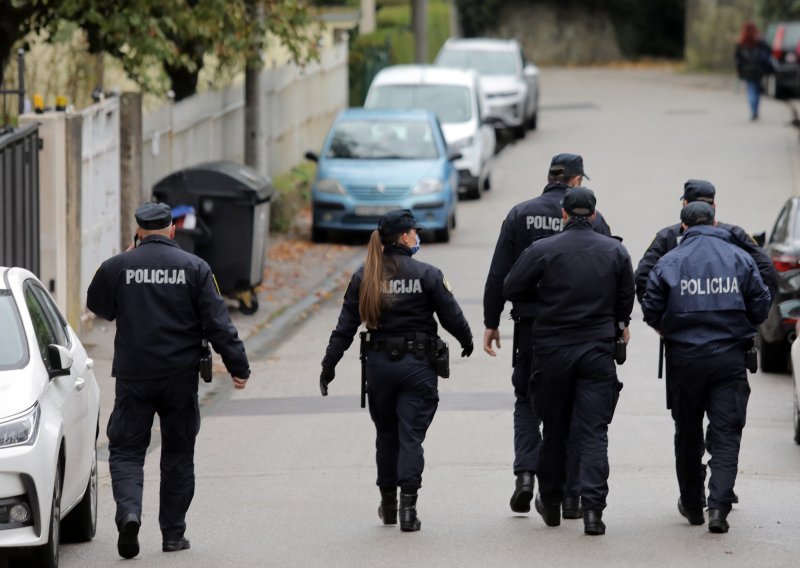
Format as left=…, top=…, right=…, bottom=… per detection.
left=238, top=289, right=259, bottom=315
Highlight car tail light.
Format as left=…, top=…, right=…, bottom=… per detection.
left=774, top=254, right=800, bottom=272
left=774, top=26, right=785, bottom=59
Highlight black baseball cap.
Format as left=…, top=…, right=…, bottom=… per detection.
left=562, top=187, right=596, bottom=216
left=135, top=202, right=173, bottom=230
left=378, top=209, right=418, bottom=237
left=550, top=153, right=590, bottom=180
left=681, top=179, right=716, bottom=203
left=680, top=201, right=715, bottom=227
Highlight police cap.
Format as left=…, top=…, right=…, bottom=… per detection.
left=680, top=201, right=715, bottom=227
left=562, top=187, right=596, bottom=217
left=680, top=179, right=716, bottom=203
left=378, top=209, right=418, bottom=237
left=135, top=202, right=173, bottom=230
left=550, top=153, right=590, bottom=180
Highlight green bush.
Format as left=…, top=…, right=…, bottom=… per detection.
left=270, top=162, right=316, bottom=233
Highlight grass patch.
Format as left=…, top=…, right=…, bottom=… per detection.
left=270, top=162, right=316, bottom=233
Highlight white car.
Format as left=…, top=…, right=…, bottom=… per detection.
left=791, top=319, right=800, bottom=444
left=365, top=64, right=496, bottom=200
left=435, top=38, right=539, bottom=139
left=0, top=267, right=100, bottom=567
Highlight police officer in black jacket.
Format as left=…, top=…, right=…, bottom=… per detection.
left=320, top=210, right=472, bottom=532
left=634, top=179, right=776, bottom=303
left=642, top=202, right=771, bottom=534
left=504, top=188, right=634, bottom=536
left=483, top=153, right=610, bottom=518
left=87, top=202, right=250, bottom=559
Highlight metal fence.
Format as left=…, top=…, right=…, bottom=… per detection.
left=0, top=124, right=40, bottom=273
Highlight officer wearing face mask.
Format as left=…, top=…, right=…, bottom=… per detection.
left=320, top=209, right=473, bottom=532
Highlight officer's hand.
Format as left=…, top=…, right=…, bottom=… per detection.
left=232, top=377, right=248, bottom=390
left=461, top=340, right=474, bottom=358
left=483, top=328, right=500, bottom=356
left=320, top=366, right=335, bottom=396
left=622, top=326, right=630, bottom=345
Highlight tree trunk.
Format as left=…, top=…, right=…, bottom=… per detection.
left=412, top=0, right=428, bottom=64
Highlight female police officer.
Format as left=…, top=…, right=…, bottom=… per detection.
left=319, top=209, right=473, bottom=532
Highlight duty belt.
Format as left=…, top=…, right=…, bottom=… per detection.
left=365, top=332, right=434, bottom=360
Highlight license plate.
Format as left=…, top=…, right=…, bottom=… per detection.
left=354, top=205, right=400, bottom=216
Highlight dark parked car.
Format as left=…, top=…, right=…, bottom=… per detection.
left=759, top=196, right=800, bottom=372
left=764, top=21, right=800, bottom=99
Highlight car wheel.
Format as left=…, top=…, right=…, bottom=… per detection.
left=61, top=441, right=97, bottom=542
left=463, top=180, right=481, bottom=200
left=32, top=464, right=62, bottom=568
left=528, top=111, right=538, bottom=130
left=760, top=333, right=789, bottom=373
left=435, top=225, right=451, bottom=243
left=483, top=172, right=491, bottom=191
left=311, top=225, right=327, bottom=243
left=512, top=125, right=526, bottom=140
left=794, top=385, right=800, bottom=445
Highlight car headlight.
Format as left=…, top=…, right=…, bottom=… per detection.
left=412, top=179, right=444, bottom=195
left=315, top=179, right=346, bottom=195
left=449, top=136, right=474, bottom=151
left=0, top=404, right=40, bottom=448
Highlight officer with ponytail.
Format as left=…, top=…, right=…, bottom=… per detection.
left=320, top=209, right=473, bottom=532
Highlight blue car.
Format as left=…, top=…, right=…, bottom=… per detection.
left=305, top=108, right=460, bottom=242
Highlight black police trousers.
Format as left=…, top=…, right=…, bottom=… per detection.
left=366, top=350, right=439, bottom=494
left=107, top=373, right=201, bottom=539
left=531, top=340, right=619, bottom=512
left=514, top=321, right=580, bottom=497
left=668, top=351, right=749, bottom=514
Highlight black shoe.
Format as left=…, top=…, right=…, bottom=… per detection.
left=678, top=498, right=705, bottom=526
left=583, top=510, right=605, bottom=535
left=117, top=513, right=140, bottom=559
left=562, top=496, right=583, bottom=519
left=509, top=472, right=534, bottom=513
left=708, top=509, right=729, bottom=534
left=732, top=492, right=739, bottom=504
left=534, top=493, right=560, bottom=527
left=399, top=493, right=421, bottom=532
left=378, top=487, right=398, bottom=525
left=163, top=536, right=191, bottom=552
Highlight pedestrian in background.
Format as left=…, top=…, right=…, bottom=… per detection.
left=87, top=202, right=250, bottom=559
left=483, top=153, right=610, bottom=519
left=504, top=188, right=634, bottom=536
left=642, top=202, right=771, bottom=533
left=735, top=21, right=772, bottom=121
left=320, top=209, right=472, bottom=532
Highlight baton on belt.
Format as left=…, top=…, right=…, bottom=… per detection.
left=359, top=331, right=368, bottom=409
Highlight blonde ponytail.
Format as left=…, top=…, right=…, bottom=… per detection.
left=359, top=230, right=385, bottom=328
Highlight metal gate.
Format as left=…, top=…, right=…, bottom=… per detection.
left=0, top=124, right=40, bottom=273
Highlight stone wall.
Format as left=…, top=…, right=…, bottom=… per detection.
left=685, top=0, right=759, bottom=71
left=491, top=1, right=622, bottom=65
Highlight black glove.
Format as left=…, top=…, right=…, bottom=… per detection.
left=320, top=366, right=335, bottom=396
left=461, top=340, right=474, bottom=358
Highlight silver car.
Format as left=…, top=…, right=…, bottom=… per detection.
left=435, top=38, right=539, bottom=138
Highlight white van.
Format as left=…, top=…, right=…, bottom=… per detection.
left=365, top=65, right=496, bottom=199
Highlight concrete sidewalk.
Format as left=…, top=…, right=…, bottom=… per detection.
left=81, top=232, right=363, bottom=452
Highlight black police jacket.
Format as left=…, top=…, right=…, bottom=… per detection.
left=634, top=221, right=776, bottom=304
left=641, top=225, right=772, bottom=357
left=483, top=182, right=612, bottom=328
left=322, top=245, right=472, bottom=369
left=502, top=218, right=634, bottom=348
left=86, top=235, right=250, bottom=380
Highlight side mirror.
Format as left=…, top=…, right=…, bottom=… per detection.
left=447, top=150, right=463, bottom=162
left=47, top=344, right=72, bottom=378
left=752, top=231, right=766, bottom=247
left=304, top=151, right=319, bottom=163
left=523, top=64, right=539, bottom=79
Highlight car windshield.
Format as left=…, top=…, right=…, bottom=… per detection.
left=0, top=294, right=27, bottom=370
left=326, top=119, right=440, bottom=160
left=436, top=49, right=518, bottom=76
left=369, top=85, right=473, bottom=124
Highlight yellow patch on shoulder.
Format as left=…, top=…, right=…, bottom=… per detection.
left=212, top=274, right=221, bottom=295
left=443, top=277, right=454, bottom=294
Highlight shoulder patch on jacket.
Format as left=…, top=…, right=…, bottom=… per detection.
left=443, top=277, right=454, bottom=294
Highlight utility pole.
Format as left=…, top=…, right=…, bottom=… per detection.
left=244, top=1, right=265, bottom=175
left=412, top=0, right=428, bottom=64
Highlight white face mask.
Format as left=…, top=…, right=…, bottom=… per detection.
left=410, top=234, right=421, bottom=255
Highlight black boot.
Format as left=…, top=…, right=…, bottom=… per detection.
left=562, top=496, right=583, bottom=519
left=509, top=472, right=534, bottom=513
left=378, top=487, right=397, bottom=525
left=399, top=493, right=421, bottom=532
left=708, top=509, right=729, bottom=534
left=583, top=510, right=605, bottom=535
left=534, top=493, right=561, bottom=527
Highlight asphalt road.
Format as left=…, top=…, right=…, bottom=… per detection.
left=59, top=67, right=800, bottom=567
